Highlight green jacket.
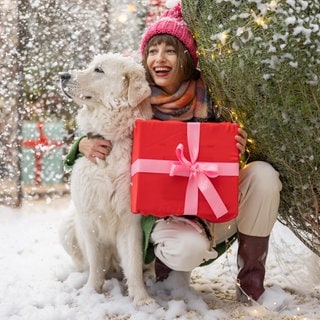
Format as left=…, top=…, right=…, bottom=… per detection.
left=64, top=136, right=85, bottom=171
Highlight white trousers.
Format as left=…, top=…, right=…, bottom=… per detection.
left=150, top=161, right=282, bottom=271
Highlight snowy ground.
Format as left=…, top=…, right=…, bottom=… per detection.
left=0, top=195, right=319, bottom=320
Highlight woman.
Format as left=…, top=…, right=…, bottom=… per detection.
left=65, top=3, right=282, bottom=305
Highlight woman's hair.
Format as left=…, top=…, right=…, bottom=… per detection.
left=141, top=34, right=200, bottom=85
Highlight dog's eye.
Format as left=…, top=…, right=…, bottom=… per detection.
left=94, top=67, right=104, bottom=73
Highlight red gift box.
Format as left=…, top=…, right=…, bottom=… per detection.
left=22, top=121, right=65, bottom=185
left=131, top=119, right=239, bottom=223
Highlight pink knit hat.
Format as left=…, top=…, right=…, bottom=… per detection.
left=140, top=3, right=198, bottom=65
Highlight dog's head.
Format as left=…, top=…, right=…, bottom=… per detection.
left=60, top=53, right=153, bottom=137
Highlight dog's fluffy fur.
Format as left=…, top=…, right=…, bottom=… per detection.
left=59, top=53, right=154, bottom=306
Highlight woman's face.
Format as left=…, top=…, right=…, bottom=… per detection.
left=146, top=42, right=185, bottom=94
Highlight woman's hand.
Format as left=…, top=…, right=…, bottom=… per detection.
left=79, top=137, right=113, bottom=163
left=235, top=127, right=247, bottom=155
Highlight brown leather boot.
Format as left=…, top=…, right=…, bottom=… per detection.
left=154, top=257, right=172, bottom=282
left=236, top=232, right=269, bottom=302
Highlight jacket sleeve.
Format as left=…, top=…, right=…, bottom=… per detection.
left=64, top=136, right=86, bottom=171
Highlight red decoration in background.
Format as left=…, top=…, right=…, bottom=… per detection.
left=145, top=0, right=166, bottom=25
left=22, top=121, right=64, bottom=185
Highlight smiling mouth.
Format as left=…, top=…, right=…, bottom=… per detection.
left=154, top=67, right=171, bottom=75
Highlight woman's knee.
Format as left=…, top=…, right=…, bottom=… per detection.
left=240, top=161, right=282, bottom=194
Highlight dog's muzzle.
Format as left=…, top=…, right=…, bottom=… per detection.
left=60, top=72, right=71, bottom=87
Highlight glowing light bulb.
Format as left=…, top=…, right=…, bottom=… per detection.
left=117, top=13, right=128, bottom=23
left=255, top=16, right=266, bottom=26
left=220, top=31, right=228, bottom=45
left=127, top=3, right=136, bottom=12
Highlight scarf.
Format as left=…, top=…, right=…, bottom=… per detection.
left=150, top=77, right=214, bottom=121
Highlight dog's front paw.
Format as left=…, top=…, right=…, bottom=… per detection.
left=133, top=295, right=158, bottom=309
left=86, top=276, right=105, bottom=294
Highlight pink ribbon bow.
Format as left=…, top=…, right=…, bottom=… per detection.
left=170, top=123, right=228, bottom=217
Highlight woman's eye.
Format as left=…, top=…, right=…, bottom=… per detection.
left=94, top=67, right=104, bottom=73
left=149, top=49, right=157, bottom=55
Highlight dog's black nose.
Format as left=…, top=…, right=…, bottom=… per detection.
left=60, top=72, right=71, bottom=81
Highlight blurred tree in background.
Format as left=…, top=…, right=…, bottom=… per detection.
left=182, top=0, right=320, bottom=256
left=0, top=0, right=146, bottom=205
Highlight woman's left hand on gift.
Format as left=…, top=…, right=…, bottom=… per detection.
left=235, top=127, right=247, bottom=155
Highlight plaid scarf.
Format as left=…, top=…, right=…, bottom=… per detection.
left=150, top=77, right=214, bottom=121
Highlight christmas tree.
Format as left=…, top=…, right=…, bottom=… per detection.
left=182, top=0, right=320, bottom=256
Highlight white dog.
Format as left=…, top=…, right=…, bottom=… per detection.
left=59, top=53, right=154, bottom=306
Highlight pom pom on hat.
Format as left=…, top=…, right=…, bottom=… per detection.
left=140, top=3, right=198, bottom=66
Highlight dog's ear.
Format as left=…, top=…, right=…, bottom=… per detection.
left=127, top=70, right=151, bottom=107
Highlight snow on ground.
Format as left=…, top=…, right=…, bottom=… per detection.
left=0, top=195, right=319, bottom=320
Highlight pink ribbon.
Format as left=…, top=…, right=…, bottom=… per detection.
left=131, top=123, right=239, bottom=219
